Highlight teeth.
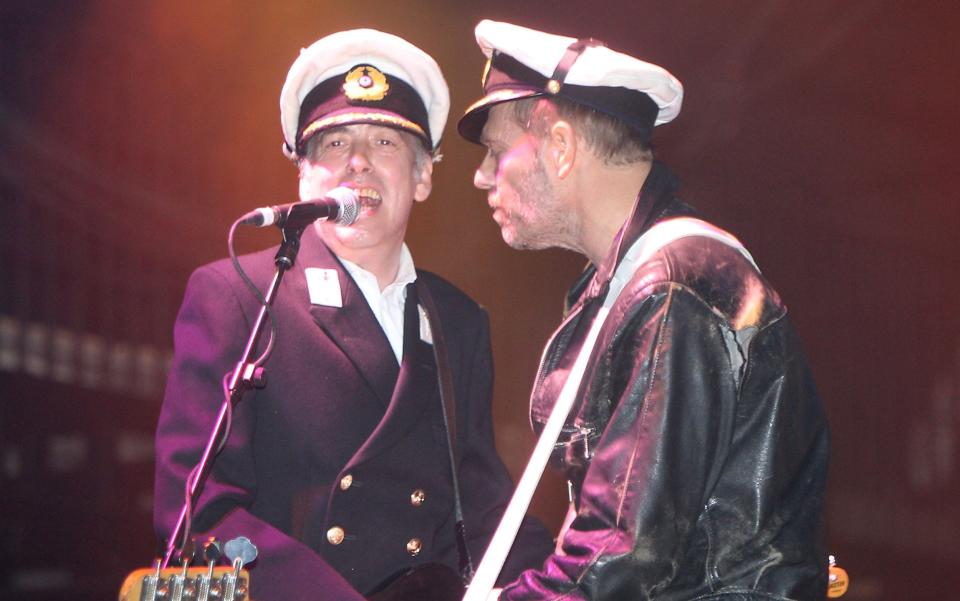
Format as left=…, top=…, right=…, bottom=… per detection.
left=355, top=187, right=381, bottom=201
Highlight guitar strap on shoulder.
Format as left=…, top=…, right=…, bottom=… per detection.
left=462, top=217, right=756, bottom=600
left=415, top=278, right=475, bottom=582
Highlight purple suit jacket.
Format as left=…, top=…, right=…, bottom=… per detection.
left=154, top=231, right=552, bottom=600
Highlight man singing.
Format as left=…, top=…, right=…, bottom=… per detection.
left=154, top=28, right=551, bottom=601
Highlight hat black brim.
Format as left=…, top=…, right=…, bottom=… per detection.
left=457, top=88, right=543, bottom=144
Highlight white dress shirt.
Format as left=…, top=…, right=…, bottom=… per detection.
left=338, top=244, right=418, bottom=364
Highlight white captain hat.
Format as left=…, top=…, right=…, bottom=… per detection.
left=280, top=28, right=449, bottom=159
left=458, top=20, right=683, bottom=144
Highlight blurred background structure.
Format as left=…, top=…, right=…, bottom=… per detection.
left=1, top=1, right=958, bottom=599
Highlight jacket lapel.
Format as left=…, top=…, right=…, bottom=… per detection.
left=298, top=232, right=400, bottom=408
left=347, top=282, right=438, bottom=465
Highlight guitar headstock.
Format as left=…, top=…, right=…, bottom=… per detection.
left=118, top=565, right=251, bottom=601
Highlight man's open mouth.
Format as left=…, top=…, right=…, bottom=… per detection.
left=355, top=187, right=382, bottom=209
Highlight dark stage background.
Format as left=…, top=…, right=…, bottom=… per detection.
left=1, top=1, right=958, bottom=599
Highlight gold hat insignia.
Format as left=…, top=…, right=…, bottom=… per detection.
left=343, top=65, right=389, bottom=101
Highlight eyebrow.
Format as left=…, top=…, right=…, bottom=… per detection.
left=320, top=125, right=348, bottom=138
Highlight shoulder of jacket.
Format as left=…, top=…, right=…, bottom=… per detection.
left=620, top=237, right=784, bottom=328
left=416, top=269, right=483, bottom=314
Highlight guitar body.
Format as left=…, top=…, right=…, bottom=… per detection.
left=366, top=562, right=465, bottom=601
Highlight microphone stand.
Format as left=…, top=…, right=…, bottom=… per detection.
left=161, top=225, right=306, bottom=569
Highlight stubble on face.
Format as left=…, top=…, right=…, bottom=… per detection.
left=486, top=116, right=578, bottom=252
left=502, top=151, right=560, bottom=250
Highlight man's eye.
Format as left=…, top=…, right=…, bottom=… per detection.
left=377, top=138, right=395, bottom=146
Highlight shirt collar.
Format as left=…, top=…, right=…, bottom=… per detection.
left=338, top=243, right=418, bottom=294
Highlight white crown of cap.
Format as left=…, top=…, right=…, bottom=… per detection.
left=280, top=28, right=450, bottom=155
left=474, top=20, right=683, bottom=125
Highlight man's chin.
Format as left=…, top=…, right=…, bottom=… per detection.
left=318, top=221, right=368, bottom=245
left=504, top=231, right=562, bottom=252
left=502, top=230, right=539, bottom=251
left=500, top=227, right=521, bottom=249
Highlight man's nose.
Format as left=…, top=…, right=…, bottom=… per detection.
left=348, top=144, right=372, bottom=173
left=473, top=156, right=494, bottom=190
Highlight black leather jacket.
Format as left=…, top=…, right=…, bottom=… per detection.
left=502, top=162, right=830, bottom=601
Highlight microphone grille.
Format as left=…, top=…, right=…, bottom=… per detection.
left=327, top=187, right=360, bottom=226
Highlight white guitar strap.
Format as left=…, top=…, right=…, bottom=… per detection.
left=462, top=217, right=756, bottom=600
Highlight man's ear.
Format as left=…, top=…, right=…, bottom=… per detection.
left=546, top=120, right=576, bottom=179
left=414, top=156, right=433, bottom=202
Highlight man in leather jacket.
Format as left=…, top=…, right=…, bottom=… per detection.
left=458, top=21, right=830, bottom=601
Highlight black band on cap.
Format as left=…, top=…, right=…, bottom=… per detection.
left=460, top=51, right=659, bottom=143
left=296, top=65, right=432, bottom=155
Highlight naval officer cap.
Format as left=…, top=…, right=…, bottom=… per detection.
left=280, top=28, right=449, bottom=159
left=458, top=20, right=683, bottom=144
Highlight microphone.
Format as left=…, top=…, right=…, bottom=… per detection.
left=239, top=187, right=360, bottom=228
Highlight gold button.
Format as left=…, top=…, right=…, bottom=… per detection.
left=326, top=526, right=345, bottom=545
left=406, top=537, right=422, bottom=556
left=340, top=474, right=353, bottom=491
left=410, top=489, right=426, bottom=507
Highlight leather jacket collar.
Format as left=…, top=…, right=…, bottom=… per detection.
left=565, top=160, right=690, bottom=315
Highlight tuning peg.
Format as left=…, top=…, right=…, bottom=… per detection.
left=177, top=537, right=196, bottom=566
left=223, top=537, right=257, bottom=601
left=202, top=537, right=224, bottom=565
left=224, top=536, right=258, bottom=568
left=194, top=538, right=223, bottom=601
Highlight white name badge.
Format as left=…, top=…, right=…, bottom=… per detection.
left=305, top=268, right=343, bottom=308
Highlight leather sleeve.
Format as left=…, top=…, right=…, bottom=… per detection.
left=153, top=264, right=365, bottom=601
